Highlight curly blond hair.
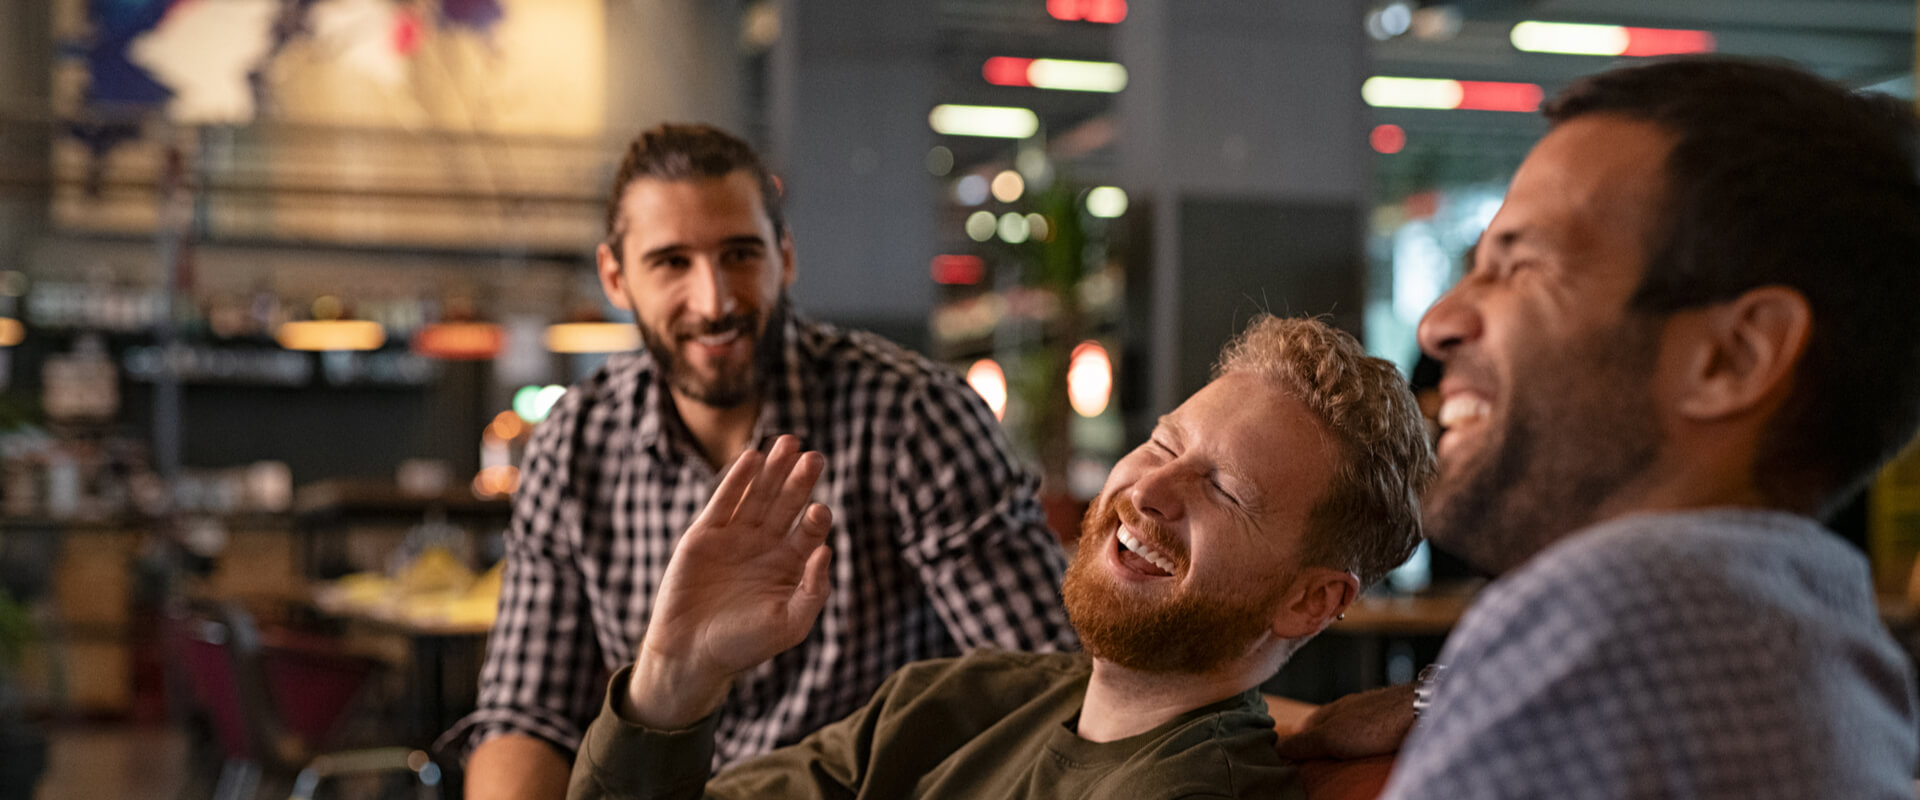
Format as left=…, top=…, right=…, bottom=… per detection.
left=1215, top=315, right=1434, bottom=587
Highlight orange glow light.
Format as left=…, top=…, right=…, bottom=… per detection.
left=1067, top=341, right=1112, bottom=417
left=472, top=465, right=522, bottom=498
left=487, top=410, right=527, bottom=442
left=966, top=359, right=1009, bottom=421
left=413, top=321, right=504, bottom=360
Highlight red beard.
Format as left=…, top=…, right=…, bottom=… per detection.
left=1061, top=493, right=1290, bottom=675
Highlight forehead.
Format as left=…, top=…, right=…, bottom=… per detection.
left=1167, top=371, right=1339, bottom=522
left=614, top=171, right=773, bottom=244
left=1485, top=114, right=1674, bottom=279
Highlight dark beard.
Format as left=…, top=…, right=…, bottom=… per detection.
left=1423, top=319, right=1661, bottom=575
left=634, top=295, right=788, bottom=409
left=1061, top=494, right=1285, bottom=675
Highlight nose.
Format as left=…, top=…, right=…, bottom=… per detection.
left=1416, top=283, right=1481, bottom=361
left=1127, top=461, right=1192, bottom=525
left=686, top=258, right=738, bottom=320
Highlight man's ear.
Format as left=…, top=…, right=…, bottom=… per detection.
left=779, top=230, right=798, bottom=289
left=1672, top=286, right=1811, bottom=422
left=1272, top=567, right=1360, bottom=640
left=596, top=240, right=634, bottom=311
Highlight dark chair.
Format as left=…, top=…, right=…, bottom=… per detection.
left=168, top=598, right=441, bottom=800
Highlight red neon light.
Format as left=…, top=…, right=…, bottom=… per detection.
left=1047, top=0, right=1126, bottom=24
left=983, top=57, right=1035, bottom=87
left=1456, top=81, right=1543, bottom=113
left=932, top=255, right=986, bottom=285
left=1621, top=28, right=1715, bottom=57
left=1370, top=124, right=1406, bottom=155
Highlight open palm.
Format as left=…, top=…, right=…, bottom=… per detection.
left=626, top=435, right=835, bottom=728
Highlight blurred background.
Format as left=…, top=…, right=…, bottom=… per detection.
left=0, top=0, right=1916, bottom=797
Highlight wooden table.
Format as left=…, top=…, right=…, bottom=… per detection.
left=1331, top=592, right=1475, bottom=637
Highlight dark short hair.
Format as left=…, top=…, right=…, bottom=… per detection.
left=603, top=123, right=786, bottom=248
left=1545, top=57, right=1920, bottom=516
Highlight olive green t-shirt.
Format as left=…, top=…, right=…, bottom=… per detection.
left=569, top=650, right=1303, bottom=800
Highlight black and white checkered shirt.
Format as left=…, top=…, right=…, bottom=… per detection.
left=1384, top=509, right=1919, bottom=800
left=442, top=313, right=1078, bottom=768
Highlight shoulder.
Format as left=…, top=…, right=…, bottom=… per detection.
left=796, top=316, right=971, bottom=405
left=1403, top=510, right=1918, bottom=798
left=534, top=352, right=649, bottom=435
left=1439, top=510, right=1894, bottom=706
left=1474, top=509, right=1876, bottom=639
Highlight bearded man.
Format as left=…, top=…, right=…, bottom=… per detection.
left=1282, top=57, right=1920, bottom=799
left=564, top=315, right=1434, bottom=800
left=444, top=124, right=1078, bottom=799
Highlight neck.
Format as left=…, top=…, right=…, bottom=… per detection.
left=1598, top=445, right=1779, bottom=522
left=1077, top=657, right=1265, bottom=743
left=672, top=389, right=762, bottom=471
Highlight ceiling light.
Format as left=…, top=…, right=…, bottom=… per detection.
left=413, top=321, right=504, bottom=360
left=277, top=320, right=385, bottom=352
left=1510, top=21, right=1714, bottom=57
left=929, top=104, right=1039, bottom=139
left=1362, top=77, right=1542, bottom=113
left=984, top=57, right=1127, bottom=93
left=544, top=321, right=639, bottom=354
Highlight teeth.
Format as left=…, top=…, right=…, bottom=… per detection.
left=1437, top=394, right=1491, bottom=428
left=695, top=329, right=741, bottom=346
left=1117, top=526, right=1177, bottom=575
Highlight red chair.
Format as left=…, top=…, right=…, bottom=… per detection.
left=169, top=598, right=441, bottom=800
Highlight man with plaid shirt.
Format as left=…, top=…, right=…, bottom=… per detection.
left=441, top=124, right=1077, bottom=799
left=1282, top=58, right=1920, bottom=798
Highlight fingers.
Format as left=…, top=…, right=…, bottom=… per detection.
left=766, top=453, right=826, bottom=538
left=696, top=448, right=765, bottom=526
left=733, top=436, right=803, bottom=526
left=784, top=544, right=834, bottom=636
left=788, top=501, right=832, bottom=551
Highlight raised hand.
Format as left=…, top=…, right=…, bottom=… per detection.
left=622, top=435, right=835, bottom=729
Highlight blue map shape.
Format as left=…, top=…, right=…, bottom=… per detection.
left=83, top=0, right=175, bottom=109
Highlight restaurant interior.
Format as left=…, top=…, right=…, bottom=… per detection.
left=1, top=0, right=1917, bottom=797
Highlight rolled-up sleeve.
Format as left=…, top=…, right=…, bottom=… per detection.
left=441, top=394, right=606, bottom=761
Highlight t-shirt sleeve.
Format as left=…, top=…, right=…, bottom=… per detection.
left=888, top=368, right=1078, bottom=653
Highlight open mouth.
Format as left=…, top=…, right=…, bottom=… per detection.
left=691, top=328, right=743, bottom=348
left=1435, top=393, right=1492, bottom=459
left=1115, top=524, right=1176, bottom=578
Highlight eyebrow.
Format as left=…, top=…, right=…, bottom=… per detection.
left=637, top=235, right=767, bottom=264
left=1156, top=414, right=1262, bottom=510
